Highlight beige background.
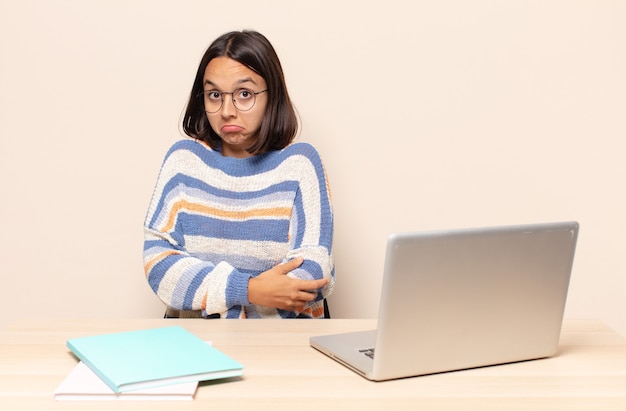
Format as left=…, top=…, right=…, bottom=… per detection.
left=1, top=1, right=624, bottom=335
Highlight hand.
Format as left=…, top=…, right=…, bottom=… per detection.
left=248, top=257, right=329, bottom=312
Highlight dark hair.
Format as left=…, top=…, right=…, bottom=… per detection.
left=182, top=30, right=298, bottom=154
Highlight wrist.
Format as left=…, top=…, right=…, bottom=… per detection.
left=225, top=270, right=253, bottom=307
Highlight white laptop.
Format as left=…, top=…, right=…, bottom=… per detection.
left=310, top=221, right=579, bottom=381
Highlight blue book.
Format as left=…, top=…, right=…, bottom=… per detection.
left=66, top=326, right=243, bottom=393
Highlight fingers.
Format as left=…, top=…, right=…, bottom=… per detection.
left=279, top=258, right=329, bottom=290
left=278, top=256, right=304, bottom=273
left=282, top=258, right=329, bottom=295
left=288, top=283, right=328, bottom=311
left=297, top=277, right=329, bottom=293
left=292, top=278, right=329, bottom=307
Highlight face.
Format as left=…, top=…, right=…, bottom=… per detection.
left=202, top=57, right=268, bottom=158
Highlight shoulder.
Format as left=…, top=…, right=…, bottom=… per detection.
left=275, top=142, right=330, bottom=184
left=163, top=138, right=214, bottom=160
left=158, top=139, right=224, bottom=173
left=280, top=142, right=324, bottom=165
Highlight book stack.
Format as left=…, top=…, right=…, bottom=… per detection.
left=54, top=326, right=243, bottom=401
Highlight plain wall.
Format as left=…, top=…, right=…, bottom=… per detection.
left=1, top=0, right=625, bottom=335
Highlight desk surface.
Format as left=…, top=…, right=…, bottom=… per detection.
left=1, top=318, right=625, bottom=410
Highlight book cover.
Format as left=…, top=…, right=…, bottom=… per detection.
left=54, top=361, right=198, bottom=401
left=66, top=326, right=243, bottom=393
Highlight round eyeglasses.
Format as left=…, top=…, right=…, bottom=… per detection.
left=199, top=88, right=267, bottom=113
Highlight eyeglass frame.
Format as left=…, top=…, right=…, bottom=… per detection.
left=198, top=88, right=268, bottom=113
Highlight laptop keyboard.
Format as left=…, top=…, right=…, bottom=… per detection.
left=359, top=348, right=375, bottom=359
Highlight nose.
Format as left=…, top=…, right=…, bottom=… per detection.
left=220, top=93, right=237, bottom=117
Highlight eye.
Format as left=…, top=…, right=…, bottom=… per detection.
left=236, top=88, right=254, bottom=101
left=205, top=90, right=221, bottom=101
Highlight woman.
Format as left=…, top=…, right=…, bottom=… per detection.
left=143, top=30, right=334, bottom=319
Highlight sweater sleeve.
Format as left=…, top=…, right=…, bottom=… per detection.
left=283, top=144, right=335, bottom=303
left=142, top=144, right=251, bottom=317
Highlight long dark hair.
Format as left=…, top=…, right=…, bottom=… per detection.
left=182, top=30, right=298, bottom=154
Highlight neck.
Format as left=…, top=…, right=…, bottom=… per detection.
left=221, top=144, right=254, bottom=158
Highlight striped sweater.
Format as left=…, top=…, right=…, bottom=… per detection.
left=143, top=138, right=334, bottom=319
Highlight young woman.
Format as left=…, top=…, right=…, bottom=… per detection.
left=143, top=30, right=334, bottom=319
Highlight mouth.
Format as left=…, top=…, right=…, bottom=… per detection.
left=221, top=124, right=244, bottom=133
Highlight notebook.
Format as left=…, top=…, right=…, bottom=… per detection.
left=67, top=326, right=243, bottom=392
left=54, top=361, right=198, bottom=401
left=310, top=221, right=579, bottom=381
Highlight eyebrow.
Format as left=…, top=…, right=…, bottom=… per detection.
left=203, top=77, right=258, bottom=89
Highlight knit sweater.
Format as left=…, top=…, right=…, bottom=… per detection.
left=143, top=138, right=334, bottom=319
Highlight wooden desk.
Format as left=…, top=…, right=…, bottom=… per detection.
left=0, top=319, right=625, bottom=410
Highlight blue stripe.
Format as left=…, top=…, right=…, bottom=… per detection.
left=147, top=253, right=186, bottom=293
left=183, top=266, right=213, bottom=310
left=225, top=307, right=243, bottom=319
left=144, top=238, right=175, bottom=252
left=293, top=260, right=323, bottom=280
left=178, top=213, right=290, bottom=242
left=292, top=189, right=306, bottom=248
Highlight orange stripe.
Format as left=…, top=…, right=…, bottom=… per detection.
left=163, top=199, right=291, bottom=232
left=324, top=169, right=333, bottom=201
left=143, top=250, right=182, bottom=276
left=298, top=301, right=325, bottom=318
left=311, top=302, right=325, bottom=318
